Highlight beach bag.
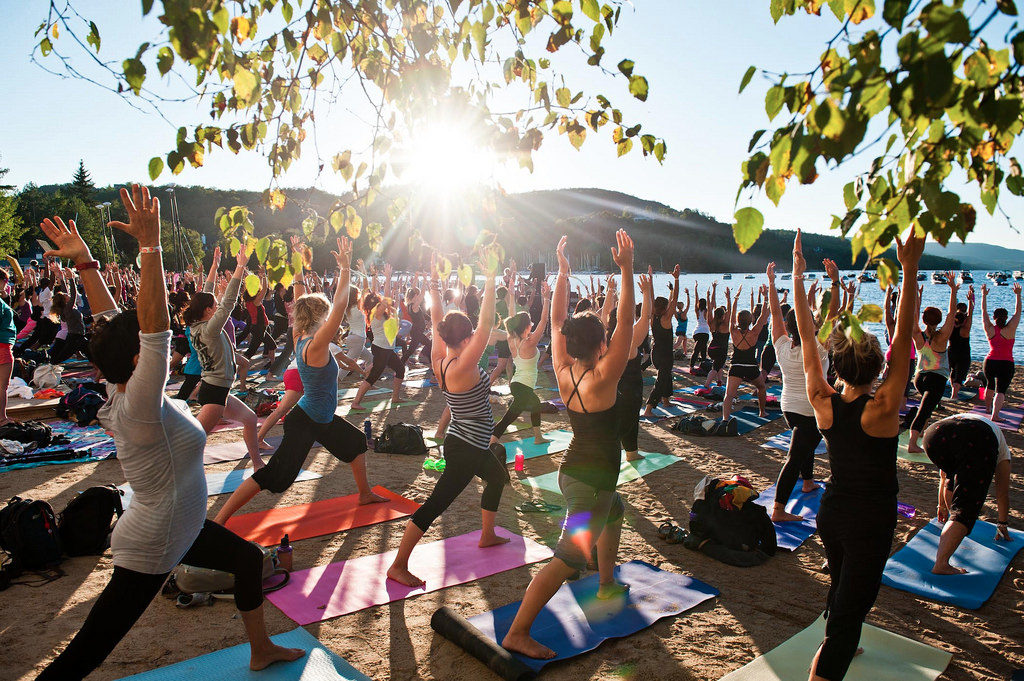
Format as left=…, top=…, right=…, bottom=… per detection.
left=711, top=417, right=739, bottom=437
left=375, top=423, right=427, bottom=456
left=692, top=359, right=712, bottom=377
left=242, top=389, right=278, bottom=412
left=688, top=477, right=776, bottom=566
left=171, top=544, right=288, bottom=595
left=57, top=485, right=124, bottom=556
left=0, top=420, right=53, bottom=447
left=55, top=386, right=107, bottom=427
left=32, top=364, right=63, bottom=389
left=0, top=497, right=63, bottom=577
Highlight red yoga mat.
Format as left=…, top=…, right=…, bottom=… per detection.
left=225, top=485, right=420, bottom=546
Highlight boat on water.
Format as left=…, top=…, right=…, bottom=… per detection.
left=932, top=271, right=947, bottom=284
left=744, top=274, right=755, bottom=279
left=781, top=273, right=791, bottom=280
left=722, top=273, right=732, bottom=280
left=917, top=272, right=927, bottom=281
left=1015, top=270, right=1024, bottom=280
left=960, top=270, right=974, bottom=283
left=858, top=272, right=876, bottom=282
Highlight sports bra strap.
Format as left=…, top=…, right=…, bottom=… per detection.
left=440, top=357, right=457, bottom=391
left=566, top=365, right=592, bottom=413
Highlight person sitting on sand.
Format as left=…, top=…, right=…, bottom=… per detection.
left=386, top=253, right=510, bottom=587
left=36, top=186, right=303, bottom=680
left=793, top=227, right=923, bottom=681
left=214, top=238, right=385, bottom=525
left=923, top=413, right=1013, bottom=575
left=501, top=231, right=635, bottom=660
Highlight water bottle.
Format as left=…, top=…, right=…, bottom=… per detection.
left=276, top=534, right=293, bottom=571
left=363, top=419, right=373, bottom=450
left=514, top=451, right=525, bottom=472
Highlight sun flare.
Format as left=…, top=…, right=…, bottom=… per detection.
left=395, top=118, right=499, bottom=195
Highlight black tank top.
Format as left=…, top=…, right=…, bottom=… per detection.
left=710, top=330, right=730, bottom=352
left=560, top=366, right=621, bottom=490
left=949, top=325, right=970, bottom=356
left=651, top=318, right=673, bottom=366
left=619, top=343, right=645, bottom=390
left=820, top=394, right=898, bottom=503
left=732, top=331, right=757, bottom=366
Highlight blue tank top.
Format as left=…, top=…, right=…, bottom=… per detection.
left=183, top=328, right=202, bottom=376
left=296, top=336, right=339, bottom=423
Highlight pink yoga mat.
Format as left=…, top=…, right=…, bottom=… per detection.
left=267, top=530, right=553, bottom=624
left=969, top=404, right=1023, bottom=431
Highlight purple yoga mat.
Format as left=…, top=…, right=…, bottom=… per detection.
left=267, top=531, right=553, bottom=624
left=968, top=404, right=1023, bottom=431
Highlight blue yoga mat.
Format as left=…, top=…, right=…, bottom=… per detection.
left=882, top=518, right=1024, bottom=609
left=116, top=626, right=368, bottom=680
left=753, top=483, right=824, bottom=551
left=731, top=407, right=783, bottom=434
left=763, top=429, right=828, bottom=456
left=501, top=429, right=573, bottom=463
left=640, top=402, right=698, bottom=423
left=467, top=560, right=718, bottom=672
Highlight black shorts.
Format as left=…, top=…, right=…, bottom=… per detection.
left=730, top=364, right=760, bottom=381
left=197, top=380, right=230, bottom=407
left=948, top=351, right=971, bottom=384
left=710, top=347, right=728, bottom=372
left=496, top=340, right=511, bottom=359
left=983, top=358, right=1015, bottom=394
left=923, top=416, right=999, bottom=532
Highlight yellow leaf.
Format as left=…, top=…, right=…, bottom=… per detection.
left=51, top=23, right=58, bottom=39
left=244, top=273, right=261, bottom=297
left=458, top=263, right=473, bottom=287
left=232, top=16, right=251, bottom=42
left=437, top=256, right=452, bottom=281
left=383, top=317, right=399, bottom=346
left=268, top=189, right=287, bottom=211
left=345, top=205, right=362, bottom=239
left=232, top=67, right=258, bottom=103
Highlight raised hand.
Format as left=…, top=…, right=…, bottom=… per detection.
left=967, top=285, right=975, bottom=302
left=610, top=230, right=634, bottom=270
left=895, top=228, right=926, bottom=267
left=982, top=284, right=989, bottom=298
left=236, top=245, right=248, bottom=269
left=766, top=261, right=776, bottom=282
left=808, top=280, right=819, bottom=300
left=556, top=235, right=569, bottom=274
left=945, top=271, right=958, bottom=289
left=541, top=281, right=552, bottom=298
left=39, top=217, right=92, bottom=264
left=724, top=286, right=731, bottom=299
left=1014, top=282, right=1022, bottom=295
left=108, top=184, right=161, bottom=247
left=331, top=237, right=351, bottom=269
left=672, top=264, right=680, bottom=278
left=823, top=257, right=839, bottom=282
left=792, top=230, right=806, bottom=276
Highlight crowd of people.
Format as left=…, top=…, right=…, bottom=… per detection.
left=0, top=185, right=1018, bottom=681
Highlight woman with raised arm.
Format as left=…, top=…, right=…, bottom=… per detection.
left=674, top=285, right=690, bottom=352
left=722, top=283, right=770, bottom=420
left=690, top=282, right=711, bottom=370
left=793, top=228, right=924, bottom=681
left=214, top=238, right=384, bottom=525
left=705, top=284, right=730, bottom=389
left=386, top=253, right=510, bottom=588
left=766, top=260, right=833, bottom=522
left=980, top=282, right=1020, bottom=422
left=642, top=264, right=679, bottom=418
left=349, top=263, right=405, bottom=409
left=242, top=271, right=275, bottom=365
left=906, top=272, right=960, bottom=453
left=501, top=231, right=635, bottom=660
left=493, top=282, right=552, bottom=445
left=36, top=186, right=303, bottom=681
left=617, top=267, right=653, bottom=463
left=947, top=286, right=974, bottom=400
left=183, top=246, right=262, bottom=470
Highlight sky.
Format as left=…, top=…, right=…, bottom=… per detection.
left=2, top=0, right=1023, bottom=250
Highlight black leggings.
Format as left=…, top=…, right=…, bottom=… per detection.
left=983, top=358, right=1015, bottom=394
left=252, top=406, right=366, bottom=493
left=690, top=332, right=709, bottom=367
left=37, top=520, right=264, bottom=681
left=910, top=371, right=948, bottom=433
left=616, top=382, right=643, bottom=452
left=269, top=328, right=294, bottom=375
left=402, top=327, right=432, bottom=365
left=245, top=321, right=275, bottom=359
left=365, top=344, right=405, bottom=385
left=494, top=382, right=542, bottom=436
left=411, top=435, right=508, bottom=532
left=23, top=316, right=59, bottom=351
left=923, top=417, right=999, bottom=532
left=646, top=362, right=673, bottom=406
left=948, top=350, right=971, bottom=385
left=776, top=411, right=821, bottom=504
left=760, top=343, right=776, bottom=374
left=50, top=333, right=90, bottom=364
left=815, top=496, right=895, bottom=681
left=175, top=373, right=202, bottom=401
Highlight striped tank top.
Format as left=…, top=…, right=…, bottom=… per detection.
left=440, top=358, right=494, bottom=449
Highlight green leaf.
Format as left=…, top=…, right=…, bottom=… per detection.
left=628, top=75, right=648, bottom=101
left=458, top=263, right=473, bottom=287
left=382, top=317, right=399, bottom=346
left=86, top=21, right=101, bottom=52
left=617, top=59, right=634, bottom=77
left=148, top=157, right=163, bottom=181
left=876, top=257, right=898, bottom=290
left=123, top=58, right=146, bottom=95
left=997, top=0, right=1018, bottom=16
left=739, top=65, right=756, bottom=93
left=39, top=37, right=52, bottom=56
left=232, top=67, right=258, bottom=103
left=330, top=210, right=344, bottom=233
left=302, top=217, right=316, bottom=238
left=555, top=87, right=571, bottom=107
left=255, top=237, right=270, bottom=264
left=882, top=0, right=911, bottom=28
left=581, top=0, right=600, bottom=22
left=244, top=274, right=261, bottom=297
left=157, top=46, right=174, bottom=75
left=858, top=303, right=884, bottom=323
left=345, top=205, right=362, bottom=239
left=732, top=207, right=764, bottom=253
left=765, top=85, right=785, bottom=120
left=228, top=236, right=242, bottom=257
left=817, top=318, right=834, bottom=343
left=141, top=0, right=154, bottom=15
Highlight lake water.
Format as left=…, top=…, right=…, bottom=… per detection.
left=560, top=270, right=1023, bottom=364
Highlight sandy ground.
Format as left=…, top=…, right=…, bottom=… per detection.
left=1, top=362, right=1022, bottom=681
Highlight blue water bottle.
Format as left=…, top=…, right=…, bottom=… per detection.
left=363, top=419, right=373, bottom=450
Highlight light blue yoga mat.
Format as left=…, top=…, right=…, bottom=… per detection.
left=639, top=401, right=698, bottom=423
left=882, top=518, right=1024, bottom=609
left=522, top=452, right=680, bottom=494
left=752, top=483, right=824, bottom=551
left=118, top=468, right=321, bottom=507
left=731, top=407, right=783, bottom=434
left=763, top=429, right=828, bottom=456
left=501, top=429, right=574, bottom=463
left=116, top=626, right=369, bottom=680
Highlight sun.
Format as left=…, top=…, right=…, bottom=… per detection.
left=394, top=117, right=499, bottom=195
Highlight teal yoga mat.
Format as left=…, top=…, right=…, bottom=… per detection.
left=115, top=626, right=369, bottom=680
left=501, top=429, right=574, bottom=463
left=522, top=452, right=680, bottom=494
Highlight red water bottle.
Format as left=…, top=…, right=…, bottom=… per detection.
left=514, top=452, right=525, bottom=472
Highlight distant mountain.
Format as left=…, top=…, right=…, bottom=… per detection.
left=24, top=183, right=960, bottom=272
left=924, top=241, right=1024, bottom=270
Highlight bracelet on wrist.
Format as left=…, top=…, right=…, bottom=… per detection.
left=139, top=245, right=162, bottom=255
left=74, top=260, right=100, bottom=272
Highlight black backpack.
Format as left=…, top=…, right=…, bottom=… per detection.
left=0, top=420, right=54, bottom=447
left=375, top=423, right=428, bottom=455
left=0, top=497, right=63, bottom=577
left=689, top=480, right=776, bottom=564
left=58, top=485, right=124, bottom=556
left=56, top=386, right=107, bottom=427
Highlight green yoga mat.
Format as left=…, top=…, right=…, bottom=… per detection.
left=897, top=430, right=930, bottom=463
left=502, top=429, right=574, bottom=463
left=338, top=386, right=389, bottom=400
left=522, top=451, right=679, bottom=494
left=719, top=615, right=951, bottom=681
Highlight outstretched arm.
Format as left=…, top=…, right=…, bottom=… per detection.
left=633, top=267, right=654, bottom=350
left=792, top=232, right=835, bottom=412
left=767, top=263, right=786, bottom=344
left=551, top=236, right=570, bottom=371
left=875, top=231, right=924, bottom=411
left=598, top=230, right=636, bottom=378
left=40, top=217, right=118, bottom=319
left=527, top=283, right=552, bottom=345
left=460, top=262, right=497, bottom=365
left=307, top=239, right=352, bottom=360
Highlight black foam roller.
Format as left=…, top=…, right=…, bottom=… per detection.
left=430, top=606, right=537, bottom=681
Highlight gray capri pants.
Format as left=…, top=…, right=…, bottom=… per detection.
left=554, top=471, right=625, bottom=571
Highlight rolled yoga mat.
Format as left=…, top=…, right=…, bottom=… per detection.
left=882, top=518, right=1024, bottom=609
left=118, top=467, right=321, bottom=508
left=451, top=560, right=718, bottom=674
left=521, top=452, right=680, bottom=495
left=500, top=430, right=574, bottom=463
left=225, top=486, right=420, bottom=545
left=718, top=614, right=951, bottom=681
left=431, top=607, right=537, bottom=681
left=267, top=530, right=553, bottom=625
left=751, top=483, right=824, bottom=551
left=115, top=626, right=369, bottom=681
